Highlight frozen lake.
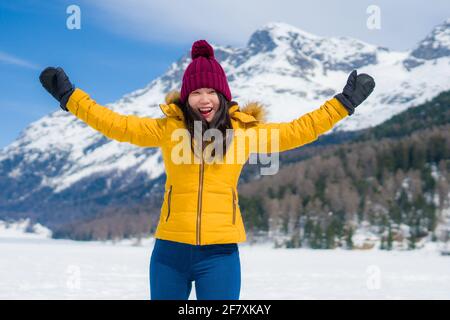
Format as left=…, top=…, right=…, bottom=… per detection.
left=0, top=236, right=449, bottom=299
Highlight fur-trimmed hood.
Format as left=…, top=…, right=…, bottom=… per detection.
left=159, top=90, right=267, bottom=124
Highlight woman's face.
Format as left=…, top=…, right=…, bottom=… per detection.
left=188, top=88, right=220, bottom=123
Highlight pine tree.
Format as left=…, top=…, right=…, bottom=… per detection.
left=311, top=223, right=323, bottom=249
left=326, top=223, right=335, bottom=249
left=408, top=232, right=416, bottom=249
left=387, top=224, right=393, bottom=250
left=380, top=236, right=386, bottom=250
left=346, top=226, right=354, bottom=250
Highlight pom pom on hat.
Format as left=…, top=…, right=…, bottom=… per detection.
left=191, top=40, right=214, bottom=59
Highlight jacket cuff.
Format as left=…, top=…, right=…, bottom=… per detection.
left=330, top=96, right=352, bottom=118
left=60, top=88, right=75, bottom=112
left=334, top=93, right=354, bottom=116
left=66, top=88, right=88, bottom=114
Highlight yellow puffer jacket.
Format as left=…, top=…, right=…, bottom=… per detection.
left=66, top=88, right=349, bottom=245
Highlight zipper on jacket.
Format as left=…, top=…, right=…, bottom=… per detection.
left=232, top=187, right=237, bottom=225
left=165, top=185, right=173, bottom=222
left=196, top=159, right=205, bottom=245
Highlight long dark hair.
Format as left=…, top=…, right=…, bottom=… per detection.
left=177, top=91, right=237, bottom=161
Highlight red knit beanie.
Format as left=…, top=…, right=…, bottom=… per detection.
left=180, top=40, right=232, bottom=104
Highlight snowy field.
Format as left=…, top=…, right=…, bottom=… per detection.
left=1, top=228, right=450, bottom=300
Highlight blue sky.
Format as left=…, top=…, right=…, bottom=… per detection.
left=0, top=0, right=449, bottom=149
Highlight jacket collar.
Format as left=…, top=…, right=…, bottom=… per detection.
left=159, top=90, right=266, bottom=124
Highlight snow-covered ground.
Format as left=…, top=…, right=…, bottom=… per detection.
left=0, top=224, right=449, bottom=300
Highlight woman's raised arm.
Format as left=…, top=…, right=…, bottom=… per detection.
left=252, top=69, right=375, bottom=154
left=39, top=67, right=166, bottom=148
left=252, top=97, right=349, bottom=153
left=66, top=89, right=166, bottom=147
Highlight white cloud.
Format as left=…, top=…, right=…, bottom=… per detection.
left=0, top=51, right=41, bottom=70
left=82, top=0, right=449, bottom=50
left=84, top=0, right=270, bottom=46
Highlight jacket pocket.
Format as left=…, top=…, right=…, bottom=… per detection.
left=232, top=187, right=237, bottom=225
left=165, top=185, right=173, bottom=222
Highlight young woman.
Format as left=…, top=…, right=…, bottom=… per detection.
left=39, top=39, right=375, bottom=300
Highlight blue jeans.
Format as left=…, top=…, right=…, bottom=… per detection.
left=149, top=238, right=241, bottom=300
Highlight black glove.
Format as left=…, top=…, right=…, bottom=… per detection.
left=334, top=70, right=375, bottom=115
left=39, top=67, right=75, bottom=112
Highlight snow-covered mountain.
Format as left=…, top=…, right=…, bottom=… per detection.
left=1, top=19, right=449, bottom=226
